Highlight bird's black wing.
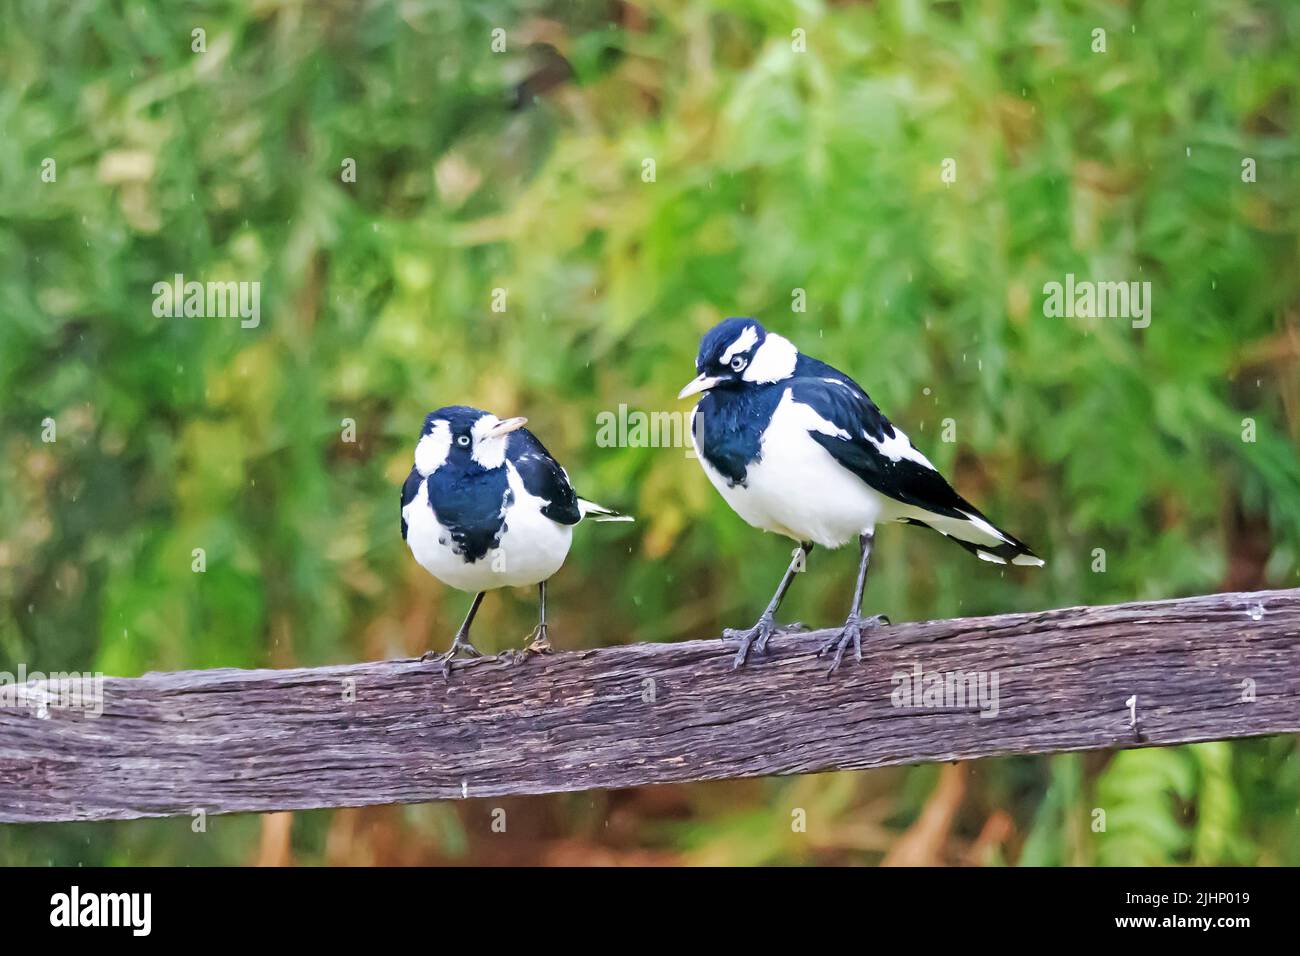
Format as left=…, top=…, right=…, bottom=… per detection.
left=400, top=466, right=423, bottom=541
left=788, top=372, right=973, bottom=520
left=506, top=428, right=582, bottom=525
left=789, top=360, right=1042, bottom=565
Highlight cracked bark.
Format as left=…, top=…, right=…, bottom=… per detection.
left=1, top=588, right=1297, bottom=823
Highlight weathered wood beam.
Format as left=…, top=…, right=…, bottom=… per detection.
left=1, top=588, right=1297, bottom=823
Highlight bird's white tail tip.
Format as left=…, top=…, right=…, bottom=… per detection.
left=578, top=499, right=634, bottom=522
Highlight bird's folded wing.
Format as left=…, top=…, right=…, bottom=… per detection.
left=790, top=375, right=976, bottom=520
left=400, top=467, right=424, bottom=540
left=508, top=431, right=583, bottom=525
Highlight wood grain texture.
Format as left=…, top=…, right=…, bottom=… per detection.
left=1, top=588, right=1297, bottom=823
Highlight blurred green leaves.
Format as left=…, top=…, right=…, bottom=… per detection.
left=1, top=0, right=1298, bottom=864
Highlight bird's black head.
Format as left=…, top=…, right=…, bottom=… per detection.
left=414, top=405, right=528, bottom=475
left=678, top=317, right=798, bottom=399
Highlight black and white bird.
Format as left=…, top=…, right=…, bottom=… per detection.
left=401, top=405, right=630, bottom=673
left=679, top=318, right=1043, bottom=673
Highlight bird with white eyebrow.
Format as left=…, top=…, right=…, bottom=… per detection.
left=679, top=318, right=1044, bottom=673
left=401, top=406, right=630, bottom=674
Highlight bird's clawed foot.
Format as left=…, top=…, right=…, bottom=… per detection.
left=725, top=616, right=807, bottom=669
left=510, top=624, right=554, bottom=665
left=423, top=634, right=483, bottom=677
left=818, top=614, right=889, bottom=675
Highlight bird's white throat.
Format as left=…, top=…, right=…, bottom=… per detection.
left=469, top=415, right=513, bottom=469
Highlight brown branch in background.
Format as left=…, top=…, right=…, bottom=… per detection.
left=882, top=763, right=968, bottom=867
left=255, top=811, right=295, bottom=867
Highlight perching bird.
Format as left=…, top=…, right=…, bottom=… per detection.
left=679, top=318, right=1043, bottom=673
left=401, top=406, right=630, bottom=674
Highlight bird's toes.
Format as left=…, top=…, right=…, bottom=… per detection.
left=727, top=625, right=763, bottom=669
left=821, top=635, right=851, bottom=675
left=818, top=628, right=852, bottom=670
left=506, top=628, right=555, bottom=666
left=731, top=636, right=755, bottom=669
left=752, top=623, right=783, bottom=656
left=433, top=639, right=486, bottom=678
left=818, top=615, right=885, bottom=675
left=522, top=638, right=554, bottom=657
left=725, top=617, right=782, bottom=669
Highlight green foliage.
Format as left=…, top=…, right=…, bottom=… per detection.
left=1095, top=748, right=1197, bottom=865
left=1, top=0, right=1297, bottom=864
left=1091, top=743, right=1254, bottom=866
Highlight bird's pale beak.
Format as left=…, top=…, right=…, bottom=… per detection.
left=485, top=416, right=528, bottom=438
left=677, top=374, right=720, bottom=400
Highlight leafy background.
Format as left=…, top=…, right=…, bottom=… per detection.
left=2, top=0, right=1298, bottom=865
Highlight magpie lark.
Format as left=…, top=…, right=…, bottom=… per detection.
left=401, top=406, right=629, bottom=674
left=679, top=318, right=1043, bottom=673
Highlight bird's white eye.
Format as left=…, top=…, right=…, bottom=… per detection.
left=456, top=435, right=471, bottom=447
left=730, top=355, right=748, bottom=372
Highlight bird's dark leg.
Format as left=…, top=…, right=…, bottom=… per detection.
left=422, top=591, right=486, bottom=677
left=726, top=542, right=813, bottom=668
left=819, top=531, right=889, bottom=674
left=515, top=581, right=554, bottom=661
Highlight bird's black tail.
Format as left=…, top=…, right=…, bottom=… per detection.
left=901, top=515, right=1044, bottom=567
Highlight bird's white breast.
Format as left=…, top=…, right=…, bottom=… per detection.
left=402, top=465, right=573, bottom=593
left=693, top=388, right=889, bottom=548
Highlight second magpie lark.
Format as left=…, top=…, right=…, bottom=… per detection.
left=401, top=406, right=630, bottom=674
left=679, top=318, right=1043, bottom=673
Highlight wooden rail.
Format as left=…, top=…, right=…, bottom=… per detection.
left=1, top=588, right=1297, bottom=823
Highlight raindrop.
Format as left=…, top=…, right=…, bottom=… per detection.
left=1247, top=603, right=1264, bottom=621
